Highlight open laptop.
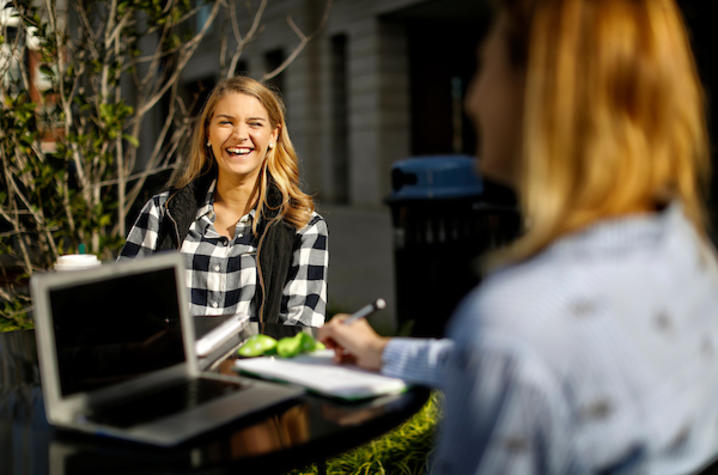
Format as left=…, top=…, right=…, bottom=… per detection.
left=31, top=252, right=303, bottom=446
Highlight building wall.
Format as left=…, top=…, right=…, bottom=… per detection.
left=178, top=0, right=428, bottom=329
left=181, top=0, right=420, bottom=327
left=182, top=0, right=415, bottom=205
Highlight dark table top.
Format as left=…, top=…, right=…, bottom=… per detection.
left=1, top=327, right=429, bottom=474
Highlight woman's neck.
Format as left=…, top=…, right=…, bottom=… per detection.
left=214, top=174, right=260, bottom=218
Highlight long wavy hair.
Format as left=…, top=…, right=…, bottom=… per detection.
left=174, top=76, right=314, bottom=233
left=493, top=0, right=710, bottom=265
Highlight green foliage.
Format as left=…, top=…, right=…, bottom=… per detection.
left=0, top=0, right=325, bottom=330
left=287, top=392, right=441, bottom=475
left=0, top=0, right=204, bottom=328
left=0, top=296, right=34, bottom=332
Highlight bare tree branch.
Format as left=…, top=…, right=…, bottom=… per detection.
left=96, top=164, right=179, bottom=189
left=1, top=147, right=33, bottom=273
left=106, top=10, right=132, bottom=53
left=226, top=0, right=267, bottom=78
left=262, top=0, right=332, bottom=81
left=74, top=2, right=99, bottom=54
left=6, top=162, right=59, bottom=258
left=1, top=0, right=333, bottom=323
left=0, top=286, right=13, bottom=302
left=133, top=0, right=222, bottom=119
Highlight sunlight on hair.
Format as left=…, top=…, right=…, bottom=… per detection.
left=492, top=0, right=710, bottom=266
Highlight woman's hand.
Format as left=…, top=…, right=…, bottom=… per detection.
left=317, top=315, right=390, bottom=371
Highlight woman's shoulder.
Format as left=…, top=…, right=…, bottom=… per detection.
left=133, top=190, right=171, bottom=217
left=452, top=203, right=718, bottom=344
left=296, top=210, right=327, bottom=235
left=450, top=229, right=617, bottom=345
left=456, top=256, right=564, bottom=330
left=142, top=190, right=171, bottom=211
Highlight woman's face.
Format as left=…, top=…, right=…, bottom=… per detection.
left=465, top=14, right=524, bottom=187
left=207, top=92, right=280, bottom=185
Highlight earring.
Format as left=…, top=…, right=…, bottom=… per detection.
left=206, top=140, right=211, bottom=147
left=268, top=142, right=275, bottom=149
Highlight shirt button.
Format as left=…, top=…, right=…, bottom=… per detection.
left=238, top=233, right=243, bottom=238
left=214, top=265, right=220, bottom=272
left=221, top=238, right=228, bottom=246
left=212, top=301, right=218, bottom=308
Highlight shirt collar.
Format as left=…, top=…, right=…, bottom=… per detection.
left=196, top=178, right=257, bottom=230
left=196, top=178, right=216, bottom=221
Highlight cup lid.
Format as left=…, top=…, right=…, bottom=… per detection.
left=55, top=254, right=100, bottom=270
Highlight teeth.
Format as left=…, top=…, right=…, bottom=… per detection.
left=227, top=147, right=252, bottom=155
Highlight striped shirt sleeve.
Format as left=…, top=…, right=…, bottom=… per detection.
left=381, top=337, right=454, bottom=388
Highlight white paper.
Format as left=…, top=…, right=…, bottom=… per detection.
left=234, top=350, right=407, bottom=400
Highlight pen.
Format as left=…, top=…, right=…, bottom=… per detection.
left=343, top=298, right=386, bottom=325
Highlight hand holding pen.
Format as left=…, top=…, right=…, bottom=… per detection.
left=317, top=298, right=389, bottom=370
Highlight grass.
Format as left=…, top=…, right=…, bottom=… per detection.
left=287, top=391, right=442, bottom=475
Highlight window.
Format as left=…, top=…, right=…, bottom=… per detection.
left=264, top=49, right=285, bottom=97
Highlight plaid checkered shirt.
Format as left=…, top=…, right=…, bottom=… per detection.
left=119, top=180, right=328, bottom=326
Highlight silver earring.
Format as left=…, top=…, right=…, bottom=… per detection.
left=268, top=142, right=275, bottom=149
left=206, top=140, right=211, bottom=147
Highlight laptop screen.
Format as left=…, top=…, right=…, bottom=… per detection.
left=50, top=267, right=186, bottom=397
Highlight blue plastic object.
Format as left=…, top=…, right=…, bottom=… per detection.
left=389, top=155, right=482, bottom=200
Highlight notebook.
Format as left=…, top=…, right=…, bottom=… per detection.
left=235, top=349, right=408, bottom=401
left=31, top=252, right=303, bottom=446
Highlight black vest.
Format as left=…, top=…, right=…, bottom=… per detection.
left=156, top=172, right=296, bottom=327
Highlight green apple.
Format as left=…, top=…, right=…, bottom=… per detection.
left=240, top=332, right=326, bottom=358
left=276, top=334, right=304, bottom=358
left=237, top=334, right=277, bottom=357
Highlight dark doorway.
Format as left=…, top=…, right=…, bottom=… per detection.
left=386, top=1, right=491, bottom=157
left=406, top=21, right=486, bottom=156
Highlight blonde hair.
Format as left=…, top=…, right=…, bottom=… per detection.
left=175, top=76, right=314, bottom=233
left=495, top=0, right=710, bottom=264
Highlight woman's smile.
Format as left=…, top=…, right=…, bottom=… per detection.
left=222, top=144, right=256, bottom=162
left=225, top=146, right=254, bottom=157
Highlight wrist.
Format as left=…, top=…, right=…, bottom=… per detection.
left=369, top=336, right=390, bottom=370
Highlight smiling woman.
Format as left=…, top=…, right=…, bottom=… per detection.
left=208, top=93, right=279, bottom=195
left=119, top=77, right=328, bottom=328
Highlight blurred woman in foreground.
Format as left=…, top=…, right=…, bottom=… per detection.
left=320, top=0, right=718, bottom=472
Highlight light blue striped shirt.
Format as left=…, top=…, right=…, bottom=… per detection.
left=382, top=202, right=718, bottom=474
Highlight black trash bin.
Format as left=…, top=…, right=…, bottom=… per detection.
left=386, top=155, right=520, bottom=338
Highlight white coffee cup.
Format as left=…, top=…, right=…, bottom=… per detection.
left=55, top=254, right=101, bottom=271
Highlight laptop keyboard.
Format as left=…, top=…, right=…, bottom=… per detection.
left=86, top=377, right=246, bottom=428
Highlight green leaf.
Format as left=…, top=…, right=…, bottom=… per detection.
left=123, top=134, right=139, bottom=147
left=99, top=103, right=111, bottom=121
left=39, top=64, right=54, bottom=77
